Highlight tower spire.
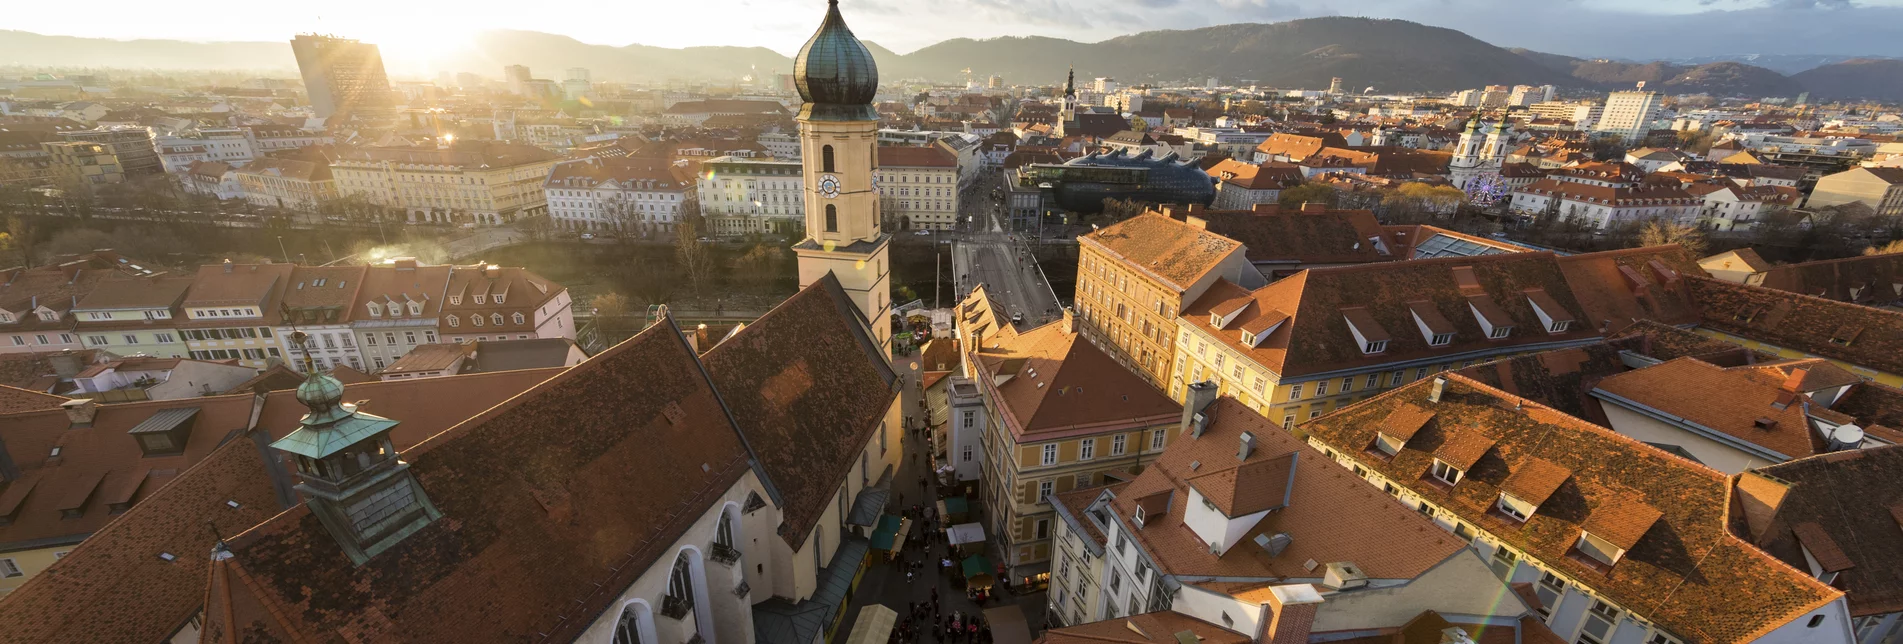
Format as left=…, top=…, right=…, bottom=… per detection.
left=1065, top=66, right=1075, bottom=97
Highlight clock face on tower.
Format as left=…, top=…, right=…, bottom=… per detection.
left=817, top=174, right=841, bottom=199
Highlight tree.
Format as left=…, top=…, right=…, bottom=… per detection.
left=674, top=219, right=714, bottom=292
left=5, top=217, right=35, bottom=267
left=1380, top=182, right=1464, bottom=223
left=1087, top=198, right=1150, bottom=228
left=1635, top=221, right=1709, bottom=255
left=591, top=292, right=630, bottom=319
left=1864, top=239, right=1903, bottom=256
left=1277, top=183, right=1338, bottom=210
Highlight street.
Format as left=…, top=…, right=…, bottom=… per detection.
left=833, top=353, right=1047, bottom=643
left=948, top=168, right=1064, bottom=329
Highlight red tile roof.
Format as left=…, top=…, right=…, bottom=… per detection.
left=1688, top=275, right=1903, bottom=376
left=1096, top=397, right=1465, bottom=581
left=1741, top=446, right=1903, bottom=616
left=1594, top=357, right=1828, bottom=459
left=0, top=383, right=67, bottom=413
left=701, top=275, right=898, bottom=549
left=970, top=319, right=1180, bottom=439
left=1302, top=374, right=1841, bottom=644
left=1082, top=212, right=1245, bottom=292
left=1190, top=207, right=1396, bottom=266
left=206, top=321, right=750, bottom=642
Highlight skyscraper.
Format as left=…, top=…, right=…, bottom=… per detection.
left=791, top=0, right=891, bottom=353
left=289, top=35, right=395, bottom=122
left=1594, top=89, right=1662, bottom=144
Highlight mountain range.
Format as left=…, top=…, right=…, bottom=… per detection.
left=1, top=19, right=1897, bottom=100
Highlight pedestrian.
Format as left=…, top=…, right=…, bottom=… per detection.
left=907, top=568, right=915, bottom=583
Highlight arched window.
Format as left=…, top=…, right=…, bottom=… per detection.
left=821, top=145, right=835, bottom=173
left=825, top=205, right=838, bottom=233
left=716, top=510, right=735, bottom=549
left=667, top=553, right=694, bottom=610
left=612, top=603, right=650, bottom=644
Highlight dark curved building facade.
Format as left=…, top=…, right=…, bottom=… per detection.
left=1017, top=148, right=1216, bottom=215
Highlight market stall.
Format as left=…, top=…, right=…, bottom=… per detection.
left=845, top=605, right=896, bottom=644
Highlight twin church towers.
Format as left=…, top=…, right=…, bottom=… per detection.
left=791, top=0, right=893, bottom=351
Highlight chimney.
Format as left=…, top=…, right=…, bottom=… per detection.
left=1251, top=203, right=1281, bottom=215
left=393, top=257, right=419, bottom=270
left=1321, top=561, right=1368, bottom=590
left=62, top=398, right=98, bottom=427
left=1181, top=381, right=1218, bottom=437
left=1428, top=376, right=1447, bottom=403
left=1185, top=215, right=1208, bottom=230
left=483, top=264, right=501, bottom=278
left=47, top=350, right=84, bottom=379
left=1780, top=368, right=1808, bottom=393
left=1061, top=307, right=1076, bottom=334
left=1186, top=203, right=1204, bottom=215
left=1734, top=470, right=1791, bottom=540
left=1301, top=202, right=1326, bottom=213
left=1238, top=431, right=1257, bottom=461
left=1259, top=585, right=1323, bottom=644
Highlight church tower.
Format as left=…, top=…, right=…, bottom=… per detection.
left=1057, top=67, right=1077, bottom=137
left=791, top=0, right=892, bottom=353
left=1449, top=114, right=1504, bottom=191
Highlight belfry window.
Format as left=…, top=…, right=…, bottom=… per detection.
left=822, top=145, right=835, bottom=173
left=826, top=205, right=838, bottom=232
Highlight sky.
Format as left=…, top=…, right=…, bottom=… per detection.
left=8, top=0, right=1902, bottom=62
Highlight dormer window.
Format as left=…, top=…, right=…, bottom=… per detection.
left=1241, top=331, right=1256, bottom=345
left=1575, top=531, right=1624, bottom=567
left=1429, top=459, right=1463, bottom=485
left=1549, top=320, right=1571, bottom=333
left=1364, top=340, right=1388, bottom=354
left=473, top=294, right=485, bottom=305
left=1133, top=504, right=1147, bottom=528
left=1210, top=313, right=1222, bottom=327
left=366, top=302, right=382, bottom=317
left=38, top=311, right=58, bottom=322
left=1374, top=432, right=1405, bottom=456
left=1489, top=326, right=1511, bottom=339
left=408, top=301, right=423, bottom=315
left=1407, top=301, right=1455, bottom=347
left=1430, top=333, right=1453, bottom=346
left=1497, top=493, right=1535, bottom=522
left=447, top=315, right=460, bottom=327
left=450, top=296, right=462, bottom=305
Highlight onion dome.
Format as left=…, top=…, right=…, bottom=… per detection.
left=793, top=0, right=879, bottom=121
left=295, top=368, right=352, bottom=425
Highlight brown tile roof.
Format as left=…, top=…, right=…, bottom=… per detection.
left=72, top=275, right=193, bottom=311
left=1302, top=374, right=1841, bottom=644
left=1103, top=397, right=1465, bottom=581
left=1688, top=276, right=1903, bottom=375
left=1082, top=212, right=1244, bottom=292
left=971, top=320, right=1180, bottom=438
left=1190, top=207, right=1396, bottom=266
left=353, top=262, right=452, bottom=319
left=180, top=263, right=293, bottom=310
left=1552, top=246, right=1704, bottom=332
left=1747, top=253, right=1903, bottom=305
left=219, top=364, right=306, bottom=395
left=1594, top=357, right=1826, bottom=459
left=1040, top=611, right=1250, bottom=644
left=1205, top=159, right=1303, bottom=191
left=1183, top=248, right=1696, bottom=379
left=279, top=265, right=366, bottom=324
left=207, top=321, right=749, bottom=642
left=1186, top=451, right=1295, bottom=517
left=0, top=383, right=67, bottom=413
left=1254, top=132, right=1343, bottom=161
left=1827, top=381, right=1903, bottom=429
left=441, top=264, right=566, bottom=333
left=1743, top=445, right=1903, bottom=616
left=701, top=274, right=897, bottom=549
left=382, top=342, right=467, bottom=373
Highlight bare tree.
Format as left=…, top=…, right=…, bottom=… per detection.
left=591, top=292, right=630, bottom=318
left=674, top=219, right=714, bottom=292
left=1636, top=221, right=1709, bottom=255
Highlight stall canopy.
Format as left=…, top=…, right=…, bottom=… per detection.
left=870, top=515, right=911, bottom=552
left=947, top=522, right=986, bottom=546
left=845, top=605, right=897, bottom=644
left=962, top=555, right=995, bottom=589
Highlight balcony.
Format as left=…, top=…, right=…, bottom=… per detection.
left=660, top=594, right=693, bottom=620
left=709, top=542, right=741, bottom=565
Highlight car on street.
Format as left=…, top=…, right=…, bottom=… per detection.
left=580, top=233, right=595, bottom=240
left=1011, top=312, right=1024, bottom=325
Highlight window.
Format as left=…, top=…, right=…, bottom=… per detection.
left=0, top=558, right=19, bottom=577
left=1079, top=438, right=1095, bottom=460
left=1489, top=545, right=1519, bottom=580
left=156, top=334, right=175, bottom=343
left=1288, top=384, right=1303, bottom=401
left=491, top=314, right=504, bottom=326
left=1111, top=434, right=1126, bottom=455
left=1042, top=444, right=1057, bottom=465
left=821, top=145, right=835, bottom=172
left=1364, top=340, right=1388, bottom=354
left=962, top=445, right=973, bottom=462
left=1415, top=367, right=1429, bottom=380
left=1340, top=377, right=1354, bottom=393
left=1489, top=325, right=1511, bottom=339
left=1109, top=569, right=1122, bottom=594
left=88, top=335, right=107, bottom=345
left=446, top=315, right=459, bottom=327
left=1151, top=430, right=1166, bottom=451
left=1390, top=370, right=1406, bottom=386
left=1430, top=460, right=1463, bottom=485
left=1498, top=493, right=1534, bottom=522
left=825, top=205, right=838, bottom=232
left=1366, top=373, right=1381, bottom=389
left=1315, top=380, right=1329, bottom=396
left=1534, top=572, right=1565, bottom=617
left=1374, top=432, right=1404, bottom=456
left=1578, top=600, right=1621, bottom=644
left=471, top=314, right=484, bottom=327
left=1550, top=320, right=1572, bottom=333
left=1283, top=415, right=1295, bottom=429
left=1309, top=409, right=1323, bottom=419
left=1807, top=615, right=1825, bottom=629
left=1430, top=333, right=1453, bottom=346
